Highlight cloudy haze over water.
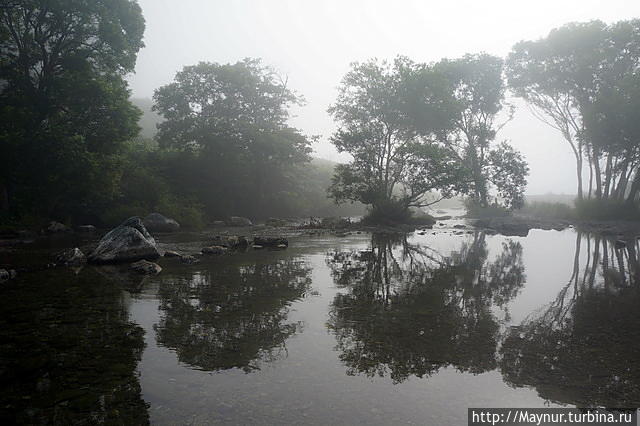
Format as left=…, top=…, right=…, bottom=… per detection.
left=127, top=0, right=640, bottom=195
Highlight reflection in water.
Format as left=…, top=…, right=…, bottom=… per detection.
left=326, top=232, right=525, bottom=383
left=0, top=269, right=148, bottom=424
left=154, top=257, right=312, bottom=372
left=500, top=234, right=640, bottom=407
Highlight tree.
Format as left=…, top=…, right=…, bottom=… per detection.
left=0, top=0, right=145, bottom=220
left=153, top=59, right=312, bottom=218
left=434, top=54, right=528, bottom=208
left=328, top=57, right=466, bottom=223
left=507, top=20, right=640, bottom=203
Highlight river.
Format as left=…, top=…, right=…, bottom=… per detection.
left=1, top=217, right=639, bottom=424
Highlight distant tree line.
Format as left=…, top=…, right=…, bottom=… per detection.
left=1, top=0, right=638, bottom=227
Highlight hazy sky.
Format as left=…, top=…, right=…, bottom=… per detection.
left=127, top=0, right=640, bottom=195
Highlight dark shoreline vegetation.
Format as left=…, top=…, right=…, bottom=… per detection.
left=1, top=2, right=639, bottom=232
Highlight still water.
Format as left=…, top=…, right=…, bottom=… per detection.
left=1, top=225, right=639, bottom=424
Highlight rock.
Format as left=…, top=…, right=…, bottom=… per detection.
left=202, top=246, right=227, bottom=255
left=130, top=260, right=162, bottom=275
left=143, top=212, right=180, bottom=233
left=433, top=215, right=452, bottom=221
left=321, top=217, right=351, bottom=229
left=212, top=220, right=226, bottom=227
left=211, top=235, right=249, bottom=249
left=418, top=232, right=426, bottom=235
left=55, top=247, right=87, bottom=266
left=88, top=217, right=160, bottom=264
left=276, top=244, right=287, bottom=249
left=180, top=255, right=199, bottom=264
left=253, top=245, right=264, bottom=249
left=453, top=224, right=466, bottom=229
left=9, top=269, right=16, bottom=279
left=0, top=269, right=10, bottom=281
left=46, top=221, right=69, bottom=233
left=266, top=218, right=289, bottom=227
left=228, top=216, right=252, bottom=227
left=335, top=232, right=349, bottom=238
left=253, top=236, right=288, bottom=247
left=474, top=218, right=531, bottom=237
left=76, top=225, right=97, bottom=233
left=615, top=240, right=627, bottom=249
left=164, top=250, right=181, bottom=258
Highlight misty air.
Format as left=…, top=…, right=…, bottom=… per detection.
left=1, top=1, right=640, bottom=425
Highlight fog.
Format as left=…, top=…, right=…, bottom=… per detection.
left=127, top=0, right=640, bottom=195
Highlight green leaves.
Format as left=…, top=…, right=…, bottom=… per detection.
left=329, top=55, right=528, bottom=217
left=0, top=0, right=145, bottom=219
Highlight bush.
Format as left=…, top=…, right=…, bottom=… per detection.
left=360, top=201, right=435, bottom=226
left=519, top=201, right=576, bottom=220
left=574, top=198, right=640, bottom=221
left=464, top=199, right=511, bottom=218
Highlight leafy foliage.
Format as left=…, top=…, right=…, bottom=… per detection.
left=507, top=19, right=640, bottom=205
left=152, top=59, right=313, bottom=219
left=0, top=0, right=145, bottom=221
left=328, top=57, right=468, bottom=222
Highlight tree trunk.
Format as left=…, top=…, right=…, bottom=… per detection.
left=626, top=171, right=640, bottom=205
left=576, top=155, right=584, bottom=200
left=603, top=154, right=612, bottom=199
left=593, top=148, right=602, bottom=199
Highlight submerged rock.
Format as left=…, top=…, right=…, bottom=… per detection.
left=211, top=235, right=249, bottom=249
left=144, top=212, right=180, bottom=233
left=76, top=224, right=97, bottom=233
left=130, top=260, right=162, bottom=275
left=88, top=217, right=160, bottom=264
left=55, top=247, right=87, bottom=266
left=46, top=221, right=69, bottom=233
left=266, top=218, right=289, bottom=227
left=228, top=216, right=252, bottom=227
left=180, top=255, right=200, bottom=264
left=164, top=250, right=181, bottom=258
left=202, top=246, right=227, bottom=255
left=253, top=236, right=288, bottom=247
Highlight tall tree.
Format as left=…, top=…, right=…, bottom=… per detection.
left=328, top=57, right=467, bottom=223
left=434, top=54, right=527, bottom=208
left=507, top=19, right=640, bottom=203
left=0, top=0, right=145, bottom=220
left=153, top=59, right=312, bottom=218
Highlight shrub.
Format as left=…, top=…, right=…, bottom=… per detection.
left=464, top=199, right=511, bottom=218
left=574, top=198, right=640, bottom=221
left=519, top=201, right=576, bottom=220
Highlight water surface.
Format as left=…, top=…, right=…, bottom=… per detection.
left=1, top=224, right=639, bottom=424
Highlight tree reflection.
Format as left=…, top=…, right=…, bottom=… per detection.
left=155, top=256, right=311, bottom=372
left=326, top=232, right=525, bottom=383
left=500, top=233, right=640, bottom=407
left=0, top=269, right=148, bottom=424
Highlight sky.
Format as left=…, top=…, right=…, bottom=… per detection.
left=127, top=0, right=640, bottom=195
